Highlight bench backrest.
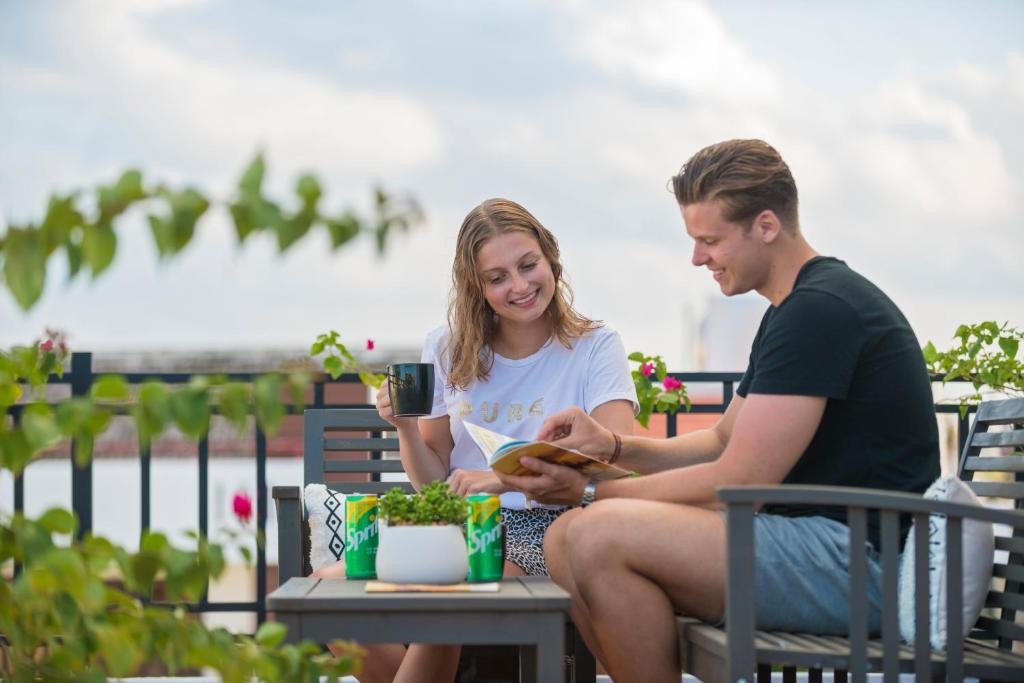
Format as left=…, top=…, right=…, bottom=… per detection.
left=956, top=397, right=1024, bottom=649
left=302, top=408, right=413, bottom=494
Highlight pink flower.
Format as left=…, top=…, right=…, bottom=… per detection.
left=640, top=362, right=655, bottom=377
left=232, top=492, right=253, bottom=524
left=39, top=339, right=54, bottom=352
left=366, top=339, right=375, bottom=351
left=663, top=376, right=683, bottom=392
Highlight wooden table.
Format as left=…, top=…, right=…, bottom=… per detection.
left=267, top=575, right=571, bottom=683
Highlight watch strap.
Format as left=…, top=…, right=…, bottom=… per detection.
left=580, top=481, right=597, bottom=507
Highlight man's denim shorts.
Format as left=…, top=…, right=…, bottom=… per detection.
left=747, top=514, right=882, bottom=634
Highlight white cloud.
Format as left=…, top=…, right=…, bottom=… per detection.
left=561, top=0, right=780, bottom=101
left=0, top=58, right=87, bottom=95
left=35, top=1, right=445, bottom=186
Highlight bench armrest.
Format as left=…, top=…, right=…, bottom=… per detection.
left=717, top=484, right=1024, bottom=526
left=717, top=483, right=1024, bottom=683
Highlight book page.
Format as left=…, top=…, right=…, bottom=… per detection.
left=463, top=421, right=520, bottom=463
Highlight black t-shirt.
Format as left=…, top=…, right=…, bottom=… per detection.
left=737, top=256, right=939, bottom=549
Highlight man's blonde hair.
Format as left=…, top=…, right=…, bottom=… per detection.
left=672, top=139, right=800, bottom=232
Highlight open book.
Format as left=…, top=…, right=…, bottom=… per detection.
left=463, top=421, right=632, bottom=480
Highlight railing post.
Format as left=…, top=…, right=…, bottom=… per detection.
left=70, top=352, right=93, bottom=539
left=256, top=427, right=268, bottom=624
left=198, top=433, right=209, bottom=608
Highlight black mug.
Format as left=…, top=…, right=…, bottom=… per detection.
left=387, top=363, right=435, bottom=417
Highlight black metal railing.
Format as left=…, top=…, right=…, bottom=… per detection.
left=4, top=352, right=976, bottom=624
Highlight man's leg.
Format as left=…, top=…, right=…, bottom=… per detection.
left=543, top=509, right=607, bottom=664
left=563, top=499, right=726, bottom=683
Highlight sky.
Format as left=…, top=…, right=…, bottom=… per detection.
left=1, top=0, right=1022, bottom=370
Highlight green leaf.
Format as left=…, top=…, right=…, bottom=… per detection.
left=115, top=169, right=146, bottom=202
left=239, top=153, right=266, bottom=195
left=0, top=381, right=21, bottom=409
left=324, top=213, right=361, bottom=250
left=3, top=226, right=47, bottom=310
left=0, top=429, right=34, bottom=473
left=97, top=169, right=146, bottom=218
left=323, top=355, right=344, bottom=379
left=97, top=625, right=144, bottom=676
left=134, top=381, right=172, bottom=449
left=296, top=174, right=322, bottom=205
left=37, top=507, right=77, bottom=535
left=21, top=404, right=63, bottom=452
left=276, top=210, right=315, bottom=251
left=256, top=621, right=288, bottom=648
left=148, top=187, right=209, bottom=259
left=83, top=220, right=117, bottom=277
left=219, top=382, right=250, bottom=434
left=169, top=387, right=210, bottom=438
left=91, top=374, right=130, bottom=400
left=286, top=371, right=310, bottom=409
left=921, top=341, right=938, bottom=365
left=359, top=371, right=385, bottom=390
left=254, top=374, right=284, bottom=435
left=374, top=220, right=389, bottom=254
left=627, top=352, right=645, bottom=362
left=999, top=337, right=1020, bottom=360
left=64, top=232, right=84, bottom=279
left=140, top=530, right=170, bottom=554
left=229, top=197, right=260, bottom=243
left=40, top=194, right=83, bottom=250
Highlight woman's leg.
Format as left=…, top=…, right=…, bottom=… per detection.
left=312, top=561, right=409, bottom=683
left=391, top=560, right=525, bottom=683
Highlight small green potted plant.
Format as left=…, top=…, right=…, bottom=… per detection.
left=375, top=482, right=469, bottom=584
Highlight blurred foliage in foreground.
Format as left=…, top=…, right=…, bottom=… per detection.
left=1, top=156, right=424, bottom=678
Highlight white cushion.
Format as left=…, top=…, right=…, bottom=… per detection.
left=898, top=476, right=995, bottom=648
left=304, top=483, right=347, bottom=572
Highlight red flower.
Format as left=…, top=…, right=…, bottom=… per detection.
left=663, top=376, right=683, bottom=392
left=640, top=362, right=655, bottom=377
left=366, top=339, right=375, bottom=351
left=232, top=492, right=253, bottom=524
left=39, top=339, right=54, bottom=352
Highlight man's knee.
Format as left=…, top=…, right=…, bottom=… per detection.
left=563, top=500, right=633, bottom=568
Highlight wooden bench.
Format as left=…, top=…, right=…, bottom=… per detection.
left=272, top=408, right=597, bottom=683
left=680, top=397, right=1024, bottom=682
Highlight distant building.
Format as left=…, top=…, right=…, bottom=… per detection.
left=695, top=294, right=765, bottom=372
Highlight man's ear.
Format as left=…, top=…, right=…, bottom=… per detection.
left=754, top=210, right=782, bottom=244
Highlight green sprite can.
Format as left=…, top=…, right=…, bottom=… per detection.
left=466, top=493, right=504, bottom=582
left=344, top=494, right=378, bottom=579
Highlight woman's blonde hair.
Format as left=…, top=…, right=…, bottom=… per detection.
left=445, top=198, right=598, bottom=390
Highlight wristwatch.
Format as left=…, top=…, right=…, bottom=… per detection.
left=580, top=481, right=598, bottom=508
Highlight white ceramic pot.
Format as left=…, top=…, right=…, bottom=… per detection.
left=375, top=523, right=469, bottom=584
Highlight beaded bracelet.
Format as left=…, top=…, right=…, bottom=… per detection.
left=607, top=432, right=622, bottom=466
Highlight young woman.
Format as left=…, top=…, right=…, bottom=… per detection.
left=317, top=198, right=638, bottom=682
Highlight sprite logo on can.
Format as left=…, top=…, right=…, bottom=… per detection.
left=466, top=494, right=504, bottom=582
left=345, top=494, right=378, bottom=579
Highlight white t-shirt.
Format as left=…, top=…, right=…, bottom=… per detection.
left=420, top=324, right=639, bottom=510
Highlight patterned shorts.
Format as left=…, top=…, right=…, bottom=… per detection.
left=503, top=507, right=568, bottom=576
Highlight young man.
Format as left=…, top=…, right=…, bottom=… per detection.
left=495, top=139, right=940, bottom=683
